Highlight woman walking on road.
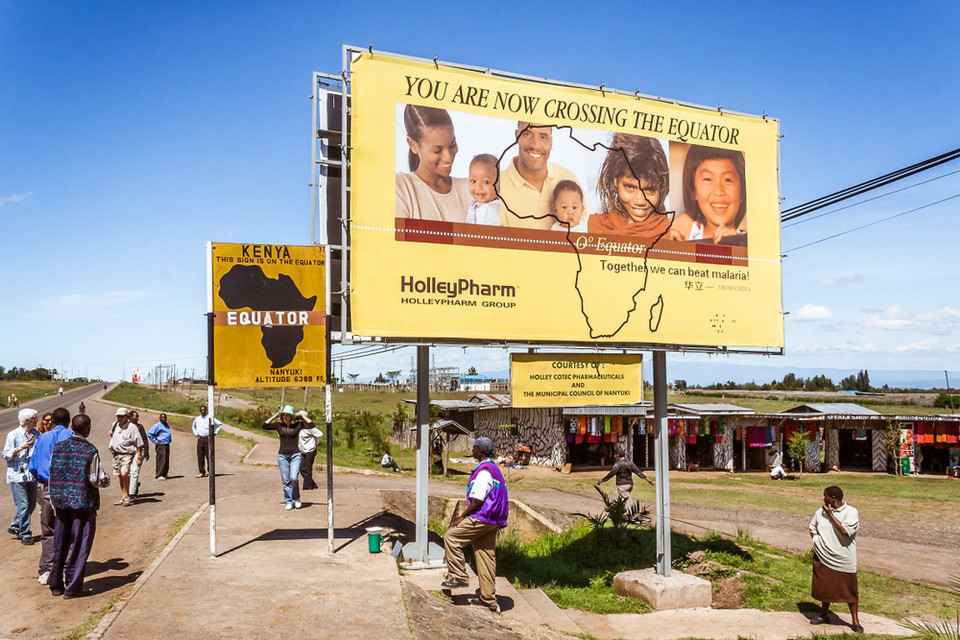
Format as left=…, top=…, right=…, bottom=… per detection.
left=809, top=485, right=862, bottom=633
left=262, top=406, right=313, bottom=510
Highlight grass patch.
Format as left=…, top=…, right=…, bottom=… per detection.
left=499, top=524, right=955, bottom=620
left=55, top=592, right=123, bottom=640
left=162, top=511, right=197, bottom=547
left=104, top=382, right=201, bottom=415
left=1, top=380, right=90, bottom=407
left=217, top=429, right=256, bottom=461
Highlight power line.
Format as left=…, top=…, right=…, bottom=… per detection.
left=782, top=167, right=960, bottom=229
left=781, top=147, right=960, bottom=222
left=783, top=193, right=960, bottom=252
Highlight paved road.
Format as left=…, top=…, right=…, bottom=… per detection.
left=0, top=383, right=109, bottom=437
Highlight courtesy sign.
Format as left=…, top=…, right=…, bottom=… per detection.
left=511, top=353, right=643, bottom=408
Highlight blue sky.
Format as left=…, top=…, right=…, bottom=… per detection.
left=2, top=2, right=958, bottom=387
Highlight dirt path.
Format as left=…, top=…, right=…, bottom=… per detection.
left=0, top=397, right=257, bottom=639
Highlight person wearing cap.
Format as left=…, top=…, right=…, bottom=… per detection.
left=441, top=436, right=509, bottom=613
left=191, top=405, right=222, bottom=478
left=107, top=407, right=129, bottom=437
left=262, top=406, right=313, bottom=510
left=4, top=408, right=40, bottom=544
left=108, top=408, right=144, bottom=506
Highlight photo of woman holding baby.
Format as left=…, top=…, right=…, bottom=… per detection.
left=588, top=133, right=672, bottom=238
left=395, top=104, right=472, bottom=222
left=669, top=145, right=747, bottom=245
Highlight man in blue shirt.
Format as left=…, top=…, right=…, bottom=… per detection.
left=28, top=407, right=73, bottom=584
left=147, top=413, right=172, bottom=480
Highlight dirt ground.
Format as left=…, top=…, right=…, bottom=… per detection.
left=0, top=391, right=952, bottom=639
left=0, top=395, right=256, bottom=639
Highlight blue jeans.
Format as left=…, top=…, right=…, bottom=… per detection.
left=10, top=481, right=38, bottom=539
left=277, top=453, right=302, bottom=505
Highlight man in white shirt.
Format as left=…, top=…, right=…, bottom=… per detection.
left=499, top=122, right=579, bottom=230
left=107, top=408, right=144, bottom=506
left=191, top=405, right=222, bottom=478
left=4, top=409, right=40, bottom=543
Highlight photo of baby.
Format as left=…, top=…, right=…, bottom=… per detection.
left=465, top=153, right=501, bottom=226
left=549, top=180, right=588, bottom=233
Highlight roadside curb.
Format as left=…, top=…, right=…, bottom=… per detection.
left=85, top=503, right=207, bottom=640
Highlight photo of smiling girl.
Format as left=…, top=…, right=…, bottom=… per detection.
left=669, top=145, right=747, bottom=244
left=395, top=104, right=472, bottom=222
left=588, top=133, right=671, bottom=238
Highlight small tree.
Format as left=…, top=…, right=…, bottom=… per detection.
left=358, top=410, right=390, bottom=454
left=787, top=431, right=809, bottom=479
left=575, top=486, right=652, bottom=548
left=467, top=366, right=478, bottom=376
left=883, top=422, right=903, bottom=476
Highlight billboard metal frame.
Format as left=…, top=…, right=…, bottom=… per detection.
left=314, top=45, right=784, bottom=356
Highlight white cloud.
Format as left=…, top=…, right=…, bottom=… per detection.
left=792, top=304, right=833, bottom=321
left=0, top=192, right=33, bottom=207
left=792, top=342, right=877, bottom=355
left=866, top=305, right=960, bottom=335
left=893, top=338, right=938, bottom=353
left=28, top=290, right=158, bottom=319
left=817, top=274, right=865, bottom=287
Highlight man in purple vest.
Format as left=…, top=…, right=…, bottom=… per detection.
left=48, top=414, right=110, bottom=598
left=441, top=436, right=508, bottom=613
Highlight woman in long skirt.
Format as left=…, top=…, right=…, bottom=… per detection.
left=809, top=485, right=862, bottom=632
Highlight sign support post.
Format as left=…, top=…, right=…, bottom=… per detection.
left=653, top=350, right=670, bottom=576
left=325, top=317, right=334, bottom=553
left=414, top=345, right=430, bottom=562
left=205, top=241, right=218, bottom=559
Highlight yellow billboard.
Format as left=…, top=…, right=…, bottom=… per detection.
left=211, top=243, right=326, bottom=387
left=350, top=52, right=782, bottom=349
left=511, top=353, right=643, bottom=408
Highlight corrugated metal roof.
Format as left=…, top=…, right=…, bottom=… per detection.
left=562, top=405, right=652, bottom=416
left=784, top=403, right=880, bottom=416
left=670, top=403, right=755, bottom=415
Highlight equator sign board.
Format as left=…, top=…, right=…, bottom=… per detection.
left=350, top=52, right=783, bottom=349
left=210, top=243, right=326, bottom=387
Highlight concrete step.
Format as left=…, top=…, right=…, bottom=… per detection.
left=518, top=588, right=584, bottom=635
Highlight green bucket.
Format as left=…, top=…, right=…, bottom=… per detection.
left=366, top=527, right=384, bottom=553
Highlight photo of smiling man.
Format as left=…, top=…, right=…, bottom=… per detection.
left=499, top=121, right=580, bottom=230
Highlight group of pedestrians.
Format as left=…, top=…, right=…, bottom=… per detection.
left=4, top=406, right=110, bottom=598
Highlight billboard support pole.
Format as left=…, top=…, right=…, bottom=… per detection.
left=415, top=345, right=430, bottom=562
left=653, top=350, right=670, bottom=576
left=325, top=316, right=334, bottom=553
left=205, top=242, right=217, bottom=559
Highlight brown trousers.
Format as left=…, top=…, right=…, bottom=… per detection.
left=443, top=517, right=501, bottom=607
